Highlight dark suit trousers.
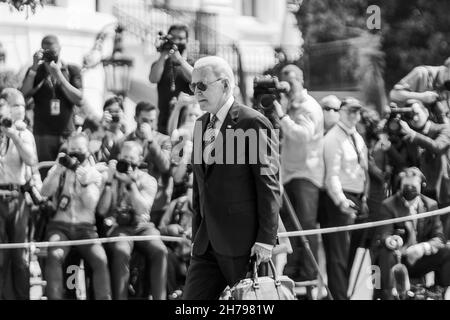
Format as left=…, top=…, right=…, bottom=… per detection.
left=183, top=243, right=250, bottom=300
left=322, top=192, right=362, bottom=300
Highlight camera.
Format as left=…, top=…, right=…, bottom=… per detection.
left=21, top=181, right=45, bottom=206
left=111, top=114, right=120, bottom=123
left=58, top=154, right=80, bottom=171
left=116, top=159, right=137, bottom=174
left=116, top=207, right=136, bottom=226
left=156, top=32, right=186, bottom=54
left=42, top=49, right=58, bottom=63
left=384, top=103, right=415, bottom=138
left=0, top=116, right=13, bottom=128
left=253, top=75, right=289, bottom=112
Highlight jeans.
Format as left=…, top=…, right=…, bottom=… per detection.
left=282, top=178, right=320, bottom=281
left=44, top=221, right=111, bottom=300
left=108, top=223, right=168, bottom=300
left=0, top=193, right=30, bottom=300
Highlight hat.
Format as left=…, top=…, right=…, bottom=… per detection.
left=340, top=97, right=362, bottom=111
left=320, top=95, right=341, bottom=110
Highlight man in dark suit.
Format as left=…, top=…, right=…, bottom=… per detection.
left=374, top=167, right=450, bottom=300
left=183, top=56, right=281, bottom=300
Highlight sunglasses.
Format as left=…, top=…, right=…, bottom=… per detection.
left=323, top=106, right=339, bottom=112
left=190, top=78, right=224, bottom=92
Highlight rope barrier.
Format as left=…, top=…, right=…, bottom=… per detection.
left=278, top=205, right=450, bottom=238
left=0, top=205, right=449, bottom=250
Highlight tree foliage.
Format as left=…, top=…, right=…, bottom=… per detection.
left=295, top=0, right=450, bottom=91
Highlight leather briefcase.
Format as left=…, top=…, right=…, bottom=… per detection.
left=229, top=260, right=295, bottom=300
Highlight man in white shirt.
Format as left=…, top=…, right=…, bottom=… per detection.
left=0, top=88, right=37, bottom=299
left=323, top=97, right=369, bottom=300
left=183, top=56, right=281, bottom=300
left=274, top=64, right=325, bottom=285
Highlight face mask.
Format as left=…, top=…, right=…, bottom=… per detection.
left=68, top=152, right=87, bottom=164
left=88, top=140, right=102, bottom=154
left=402, top=185, right=419, bottom=201
left=116, top=159, right=138, bottom=174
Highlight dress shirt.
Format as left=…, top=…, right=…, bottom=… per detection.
left=324, top=121, right=368, bottom=205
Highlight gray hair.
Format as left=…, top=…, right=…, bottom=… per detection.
left=194, top=56, right=236, bottom=89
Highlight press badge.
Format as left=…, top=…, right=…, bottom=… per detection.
left=58, top=195, right=71, bottom=211
left=50, top=99, right=61, bottom=116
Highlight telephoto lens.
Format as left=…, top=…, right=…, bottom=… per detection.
left=0, top=117, right=13, bottom=128
left=116, top=159, right=131, bottom=174
left=58, top=154, right=80, bottom=171
left=111, top=114, right=120, bottom=123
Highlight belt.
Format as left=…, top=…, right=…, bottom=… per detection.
left=344, top=191, right=364, bottom=199
left=0, top=184, right=20, bottom=191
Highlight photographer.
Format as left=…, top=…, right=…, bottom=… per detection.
left=272, top=65, right=324, bottom=287
left=0, top=88, right=37, bottom=299
left=323, top=97, right=369, bottom=300
left=111, top=101, right=172, bottom=227
left=390, top=57, right=450, bottom=124
left=21, top=35, right=83, bottom=174
left=149, top=24, right=193, bottom=135
left=97, top=141, right=167, bottom=300
left=40, top=133, right=111, bottom=300
left=397, top=100, right=450, bottom=201
left=374, top=167, right=450, bottom=300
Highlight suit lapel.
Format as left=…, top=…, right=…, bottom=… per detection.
left=192, top=114, right=209, bottom=178
left=205, top=102, right=241, bottom=178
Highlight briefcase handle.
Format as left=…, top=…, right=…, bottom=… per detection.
left=251, top=258, right=281, bottom=289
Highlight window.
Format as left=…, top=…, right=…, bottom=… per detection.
left=242, top=0, right=257, bottom=17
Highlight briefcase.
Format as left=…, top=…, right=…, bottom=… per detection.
left=229, top=260, right=295, bottom=300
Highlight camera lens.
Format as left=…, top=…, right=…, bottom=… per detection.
left=116, top=159, right=130, bottom=174
left=111, top=115, right=120, bottom=123
left=0, top=117, right=13, bottom=128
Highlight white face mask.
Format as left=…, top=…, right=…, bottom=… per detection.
left=88, top=140, right=102, bottom=154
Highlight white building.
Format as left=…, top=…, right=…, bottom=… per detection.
left=0, top=0, right=302, bottom=120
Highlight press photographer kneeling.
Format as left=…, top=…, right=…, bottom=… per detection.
left=40, top=132, right=111, bottom=300
left=97, top=141, right=168, bottom=300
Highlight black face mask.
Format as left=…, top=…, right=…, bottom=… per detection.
left=402, top=184, right=420, bottom=201
left=68, top=152, right=87, bottom=164
left=116, top=159, right=138, bottom=174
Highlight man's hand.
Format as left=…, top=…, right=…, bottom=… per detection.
left=139, top=123, right=154, bottom=142
left=399, top=120, right=416, bottom=141
left=32, top=49, right=44, bottom=71
left=166, top=224, right=184, bottom=236
left=1, top=126, right=18, bottom=139
left=76, top=166, right=101, bottom=187
left=106, top=159, right=117, bottom=182
left=405, top=243, right=425, bottom=265
left=47, top=61, right=63, bottom=81
left=251, top=243, right=273, bottom=266
left=338, top=198, right=358, bottom=218
left=169, top=49, right=183, bottom=63
left=101, top=111, right=113, bottom=127
left=274, top=100, right=285, bottom=119
left=420, top=91, right=439, bottom=104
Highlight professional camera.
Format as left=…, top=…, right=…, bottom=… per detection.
left=42, top=49, right=58, bottom=63
left=384, top=103, right=416, bottom=138
left=58, top=154, right=80, bottom=171
left=116, top=159, right=137, bottom=174
left=111, top=114, right=120, bottom=123
left=0, top=116, right=13, bottom=128
left=253, top=75, right=289, bottom=111
left=156, top=31, right=186, bottom=54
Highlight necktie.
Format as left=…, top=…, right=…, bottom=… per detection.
left=203, top=114, right=218, bottom=167
left=350, top=133, right=363, bottom=166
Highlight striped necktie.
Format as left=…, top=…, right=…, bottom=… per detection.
left=204, top=114, right=218, bottom=166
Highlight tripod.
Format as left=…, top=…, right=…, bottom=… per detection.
left=281, top=191, right=333, bottom=300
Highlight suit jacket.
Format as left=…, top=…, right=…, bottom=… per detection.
left=375, top=193, right=445, bottom=252
left=412, top=121, right=450, bottom=198
left=191, top=101, right=281, bottom=257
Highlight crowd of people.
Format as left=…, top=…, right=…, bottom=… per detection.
left=0, top=24, right=450, bottom=300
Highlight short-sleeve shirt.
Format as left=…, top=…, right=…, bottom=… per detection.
left=30, top=62, right=83, bottom=137
left=394, top=65, right=447, bottom=95
left=157, top=58, right=193, bottom=121
left=0, top=128, right=37, bottom=185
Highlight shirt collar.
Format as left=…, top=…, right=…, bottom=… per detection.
left=337, top=121, right=357, bottom=135
left=403, top=196, right=421, bottom=212
left=210, top=96, right=234, bottom=123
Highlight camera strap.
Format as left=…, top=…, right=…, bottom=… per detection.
left=55, top=170, right=67, bottom=205
left=0, top=135, right=10, bottom=158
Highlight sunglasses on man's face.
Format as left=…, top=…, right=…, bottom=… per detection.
left=323, top=106, right=339, bottom=112
left=190, top=78, right=224, bottom=92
